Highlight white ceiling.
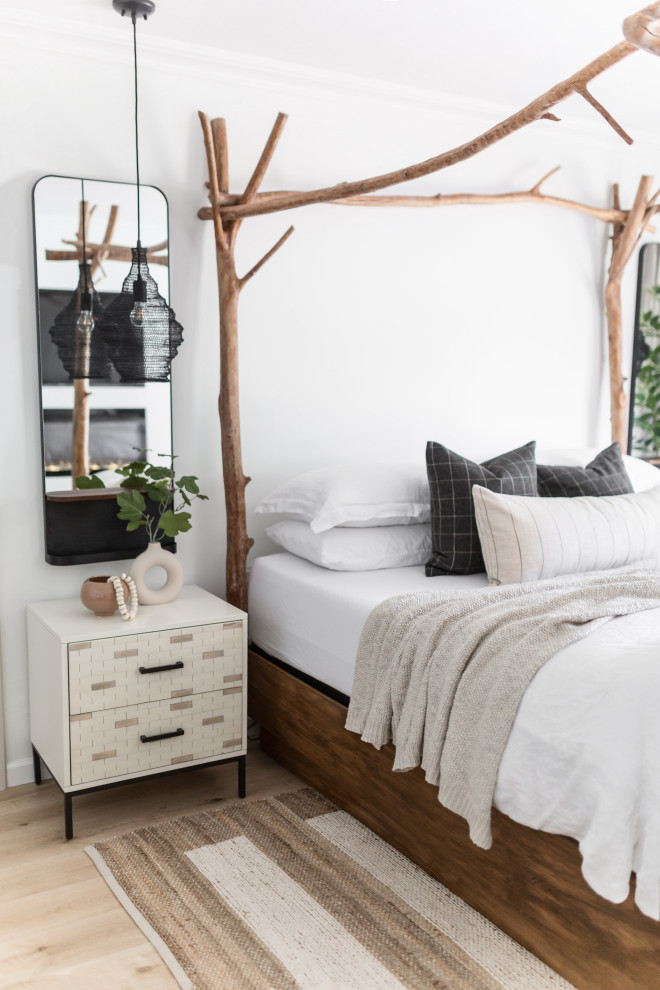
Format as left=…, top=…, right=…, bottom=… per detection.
left=4, top=0, right=660, bottom=135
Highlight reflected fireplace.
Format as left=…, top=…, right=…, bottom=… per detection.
left=43, top=408, right=147, bottom=477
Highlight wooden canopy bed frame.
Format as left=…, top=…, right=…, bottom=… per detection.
left=195, top=6, right=660, bottom=988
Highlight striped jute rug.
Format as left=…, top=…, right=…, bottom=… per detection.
left=86, top=789, right=573, bottom=990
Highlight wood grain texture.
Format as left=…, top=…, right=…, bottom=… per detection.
left=248, top=648, right=660, bottom=990
left=0, top=744, right=301, bottom=989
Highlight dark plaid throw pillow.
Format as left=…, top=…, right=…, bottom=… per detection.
left=537, top=443, right=633, bottom=497
left=425, top=440, right=537, bottom=576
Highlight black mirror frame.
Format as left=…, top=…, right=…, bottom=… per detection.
left=32, top=174, right=176, bottom=566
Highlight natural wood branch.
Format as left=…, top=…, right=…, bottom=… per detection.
left=606, top=175, right=655, bottom=449
left=198, top=110, right=228, bottom=253
left=239, top=226, right=295, bottom=288
left=92, top=204, right=120, bottom=278
left=576, top=87, right=633, bottom=144
left=46, top=245, right=168, bottom=265
left=530, top=166, right=561, bottom=192
left=76, top=201, right=93, bottom=257
left=212, top=118, right=229, bottom=194
left=198, top=181, right=634, bottom=227
left=239, top=112, right=288, bottom=207
left=624, top=1, right=660, bottom=54
left=610, top=175, right=654, bottom=280
left=612, top=184, right=624, bottom=253
left=216, top=40, right=642, bottom=221
left=72, top=378, right=91, bottom=484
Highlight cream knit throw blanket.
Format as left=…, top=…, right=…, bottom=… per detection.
left=345, top=564, right=660, bottom=849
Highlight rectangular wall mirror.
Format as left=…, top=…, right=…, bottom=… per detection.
left=628, top=242, right=660, bottom=462
left=33, top=174, right=175, bottom=565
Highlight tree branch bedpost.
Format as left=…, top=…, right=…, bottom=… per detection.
left=606, top=175, right=657, bottom=448
left=199, top=111, right=293, bottom=609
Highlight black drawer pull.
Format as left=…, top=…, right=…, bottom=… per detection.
left=139, top=660, right=184, bottom=675
left=140, top=728, right=184, bottom=743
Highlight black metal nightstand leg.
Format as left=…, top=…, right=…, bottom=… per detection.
left=238, top=755, right=246, bottom=798
left=64, top=793, right=73, bottom=840
left=32, top=746, right=42, bottom=786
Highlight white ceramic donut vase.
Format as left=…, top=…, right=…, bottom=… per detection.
left=130, top=542, right=184, bottom=605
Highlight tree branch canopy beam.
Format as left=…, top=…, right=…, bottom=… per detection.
left=219, top=41, right=642, bottom=222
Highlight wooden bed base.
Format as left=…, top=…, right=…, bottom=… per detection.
left=248, top=647, right=659, bottom=990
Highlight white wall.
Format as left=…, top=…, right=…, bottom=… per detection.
left=1, top=12, right=659, bottom=785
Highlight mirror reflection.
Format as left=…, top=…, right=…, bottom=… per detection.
left=33, top=175, right=174, bottom=564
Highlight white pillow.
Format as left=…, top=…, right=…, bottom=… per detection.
left=266, top=520, right=431, bottom=570
left=472, top=484, right=660, bottom=585
left=536, top=447, right=660, bottom=493
left=255, top=462, right=430, bottom=533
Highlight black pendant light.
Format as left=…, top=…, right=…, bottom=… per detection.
left=48, top=179, right=111, bottom=380
left=96, top=0, right=183, bottom=383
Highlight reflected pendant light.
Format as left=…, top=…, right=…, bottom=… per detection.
left=48, top=179, right=111, bottom=380
left=96, top=0, right=183, bottom=383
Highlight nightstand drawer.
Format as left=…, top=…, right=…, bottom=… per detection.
left=69, top=687, right=244, bottom=785
left=68, top=620, right=243, bottom=714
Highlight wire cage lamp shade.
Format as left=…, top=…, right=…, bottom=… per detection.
left=95, top=0, right=184, bottom=383
left=48, top=264, right=111, bottom=381
left=96, top=246, right=183, bottom=382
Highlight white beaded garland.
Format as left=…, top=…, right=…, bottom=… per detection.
left=107, top=573, right=139, bottom=621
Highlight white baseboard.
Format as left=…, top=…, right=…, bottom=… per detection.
left=6, top=757, right=51, bottom=788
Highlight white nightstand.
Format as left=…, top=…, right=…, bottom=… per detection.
left=27, top=585, right=247, bottom=838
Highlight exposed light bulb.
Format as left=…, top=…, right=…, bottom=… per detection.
left=76, top=309, right=95, bottom=334
left=76, top=289, right=95, bottom=335
left=131, top=274, right=147, bottom=328
left=130, top=300, right=146, bottom=327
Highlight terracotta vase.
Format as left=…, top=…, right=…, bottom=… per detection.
left=130, top=542, right=183, bottom=605
left=80, top=576, right=129, bottom=617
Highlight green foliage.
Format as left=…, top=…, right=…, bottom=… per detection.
left=76, top=451, right=208, bottom=543
left=634, top=286, right=660, bottom=457
left=75, top=474, right=106, bottom=489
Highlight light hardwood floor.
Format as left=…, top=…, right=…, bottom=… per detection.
left=0, top=745, right=301, bottom=989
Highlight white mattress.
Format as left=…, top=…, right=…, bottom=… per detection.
left=248, top=552, right=660, bottom=920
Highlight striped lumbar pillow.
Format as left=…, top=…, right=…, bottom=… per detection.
left=472, top=483, right=660, bottom=584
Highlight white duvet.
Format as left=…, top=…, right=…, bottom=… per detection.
left=249, top=552, right=660, bottom=920
left=496, top=605, right=660, bottom=920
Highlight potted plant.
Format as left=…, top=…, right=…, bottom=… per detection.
left=76, top=453, right=208, bottom=604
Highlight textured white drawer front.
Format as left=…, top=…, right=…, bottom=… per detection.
left=68, top=621, right=243, bottom=714
left=69, top=687, right=243, bottom=785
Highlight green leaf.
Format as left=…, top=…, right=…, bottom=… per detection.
left=117, top=489, right=146, bottom=513
left=145, top=484, right=172, bottom=505
left=75, top=475, right=105, bottom=489
left=158, top=509, right=192, bottom=537
left=179, top=491, right=191, bottom=506
left=146, top=465, right=171, bottom=480
left=177, top=475, right=200, bottom=495
left=125, top=519, right=147, bottom=532
left=120, top=475, right=147, bottom=490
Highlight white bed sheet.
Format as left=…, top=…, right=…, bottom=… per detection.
left=248, top=552, right=660, bottom=920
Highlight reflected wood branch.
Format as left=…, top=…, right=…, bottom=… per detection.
left=47, top=244, right=169, bottom=266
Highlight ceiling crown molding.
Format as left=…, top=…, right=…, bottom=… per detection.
left=2, top=7, right=660, bottom=155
